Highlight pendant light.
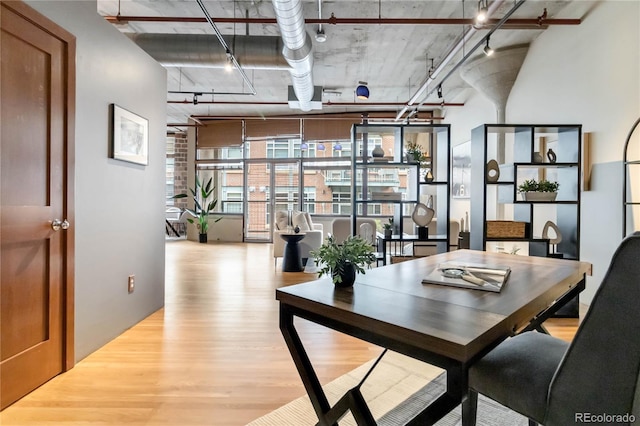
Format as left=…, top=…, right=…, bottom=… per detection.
left=356, top=82, right=370, bottom=100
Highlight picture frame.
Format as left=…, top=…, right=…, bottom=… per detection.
left=451, top=141, right=471, bottom=198
left=110, top=104, right=149, bottom=165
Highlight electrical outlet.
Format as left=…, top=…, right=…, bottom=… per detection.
left=128, top=275, right=135, bottom=294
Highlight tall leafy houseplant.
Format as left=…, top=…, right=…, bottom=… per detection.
left=310, top=235, right=376, bottom=287
left=173, top=175, right=221, bottom=243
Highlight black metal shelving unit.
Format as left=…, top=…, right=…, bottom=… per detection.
left=470, top=124, right=582, bottom=317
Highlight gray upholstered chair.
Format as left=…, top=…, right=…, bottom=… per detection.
left=462, top=232, right=640, bottom=426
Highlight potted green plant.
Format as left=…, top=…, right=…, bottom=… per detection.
left=518, top=179, right=560, bottom=202
left=310, top=235, right=377, bottom=287
left=382, top=217, right=393, bottom=238
left=173, top=175, right=221, bottom=243
left=405, top=140, right=429, bottom=164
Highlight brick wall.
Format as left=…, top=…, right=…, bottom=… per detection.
left=169, top=133, right=188, bottom=209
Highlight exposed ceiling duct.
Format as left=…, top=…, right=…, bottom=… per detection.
left=128, top=33, right=290, bottom=70
left=272, top=0, right=317, bottom=112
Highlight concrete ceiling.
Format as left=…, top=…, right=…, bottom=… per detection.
left=96, top=0, right=582, bottom=128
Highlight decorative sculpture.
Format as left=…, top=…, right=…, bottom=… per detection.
left=412, top=202, right=435, bottom=240
left=486, top=159, right=500, bottom=182
left=542, top=220, right=562, bottom=254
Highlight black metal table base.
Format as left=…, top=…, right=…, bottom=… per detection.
left=279, top=305, right=467, bottom=426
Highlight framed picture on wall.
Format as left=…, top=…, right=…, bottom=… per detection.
left=452, top=141, right=471, bottom=198
left=110, top=104, right=149, bottom=165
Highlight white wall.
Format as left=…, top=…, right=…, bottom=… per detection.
left=26, top=1, right=167, bottom=360
left=445, top=1, right=640, bottom=304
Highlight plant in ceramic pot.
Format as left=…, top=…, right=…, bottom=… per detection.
left=310, top=235, right=377, bottom=287
left=518, top=179, right=560, bottom=202
left=173, top=175, right=221, bottom=243
left=382, top=217, right=393, bottom=238
left=405, top=140, right=430, bottom=166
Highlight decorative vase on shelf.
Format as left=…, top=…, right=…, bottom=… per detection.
left=199, top=233, right=208, bottom=243
left=547, top=148, right=557, bottom=163
left=372, top=145, right=384, bottom=158
left=424, top=169, right=434, bottom=183
left=533, top=152, right=543, bottom=163
left=384, top=229, right=392, bottom=238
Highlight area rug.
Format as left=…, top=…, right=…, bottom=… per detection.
left=247, top=351, right=528, bottom=426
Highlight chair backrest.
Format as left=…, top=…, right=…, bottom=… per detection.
left=331, top=217, right=377, bottom=244
left=359, top=222, right=375, bottom=245
left=545, top=232, right=640, bottom=425
left=166, top=207, right=181, bottom=221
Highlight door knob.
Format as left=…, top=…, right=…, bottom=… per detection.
left=51, top=219, right=70, bottom=231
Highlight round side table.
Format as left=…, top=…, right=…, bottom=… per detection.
left=280, top=233, right=306, bottom=272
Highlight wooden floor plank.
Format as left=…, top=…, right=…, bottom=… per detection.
left=0, top=241, right=580, bottom=425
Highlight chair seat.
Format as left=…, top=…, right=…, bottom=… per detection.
left=469, top=332, right=569, bottom=424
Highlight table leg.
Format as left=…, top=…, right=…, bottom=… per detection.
left=405, top=363, right=466, bottom=426
left=279, top=305, right=336, bottom=426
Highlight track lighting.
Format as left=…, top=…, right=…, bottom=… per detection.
left=192, top=93, right=199, bottom=105
left=315, top=28, right=327, bottom=42
left=437, top=85, right=443, bottom=99
left=224, top=49, right=233, bottom=73
left=476, top=0, right=488, bottom=24
left=484, top=37, right=494, bottom=56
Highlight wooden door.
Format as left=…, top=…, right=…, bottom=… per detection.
left=0, top=1, right=75, bottom=409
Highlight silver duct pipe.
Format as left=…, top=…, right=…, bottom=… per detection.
left=128, top=34, right=290, bottom=70
left=272, top=0, right=315, bottom=111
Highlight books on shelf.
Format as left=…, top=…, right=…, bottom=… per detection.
left=421, top=262, right=511, bottom=292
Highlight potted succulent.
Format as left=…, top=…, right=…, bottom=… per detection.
left=173, top=175, right=221, bottom=243
left=383, top=217, right=393, bottom=238
left=310, top=235, right=377, bottom=287
left=518, top=179, right=560, bottom=202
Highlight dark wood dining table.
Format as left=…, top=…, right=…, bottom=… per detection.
left=276, top=249, right=591, bottom=425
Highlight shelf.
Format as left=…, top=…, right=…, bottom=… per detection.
left=419, top=180, right=448, bottom=185
left=356, top=199, right=416, bottom=204
left=513, top=162, right=579, bottom=168
left=356, top=161, right=415, bottom=167
left=487, top=181, right=515, bottom=185
left=514, top=200, right=578, bottom=205
left=486, top=237, right=550, bottom=242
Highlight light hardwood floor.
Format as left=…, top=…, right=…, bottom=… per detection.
left=0, top=241, right=581, bottom=425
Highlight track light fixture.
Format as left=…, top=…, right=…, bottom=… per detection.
left=224, top=49, right=233, bottom=73
left=192, top=93, right=199, bottom=105
left=476, top=0, right=488, bottom=24
left=315, top=28, right=327, bottom=42
left=484, top=37, right=494, bottom=56
left=437, top=85, right=443, bottom=99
